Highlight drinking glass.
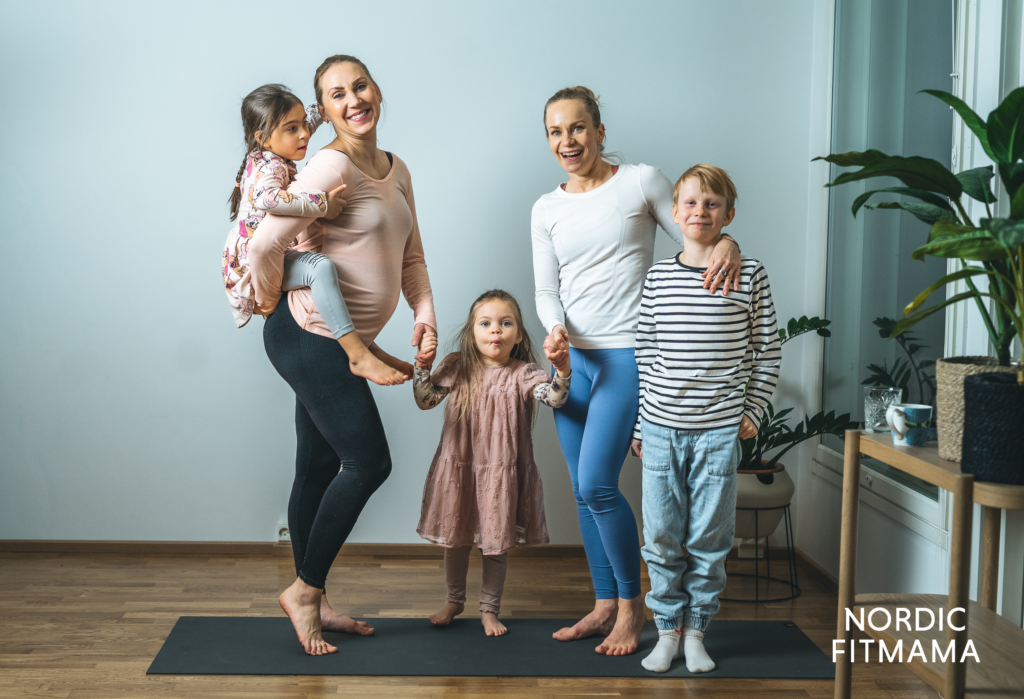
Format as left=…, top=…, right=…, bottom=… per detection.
left=864, top=386, right=903, bottom=433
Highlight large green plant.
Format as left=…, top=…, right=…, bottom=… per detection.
left=740, top=316, right=858, bottom=474
left=815, top=88, right=1024, bottom=383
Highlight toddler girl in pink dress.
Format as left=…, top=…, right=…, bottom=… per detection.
left=413, top=289, right=572, bottom=636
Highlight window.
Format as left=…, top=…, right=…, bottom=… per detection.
left=821, top=0, right=954, bottom=502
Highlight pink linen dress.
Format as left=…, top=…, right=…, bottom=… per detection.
left=416, top=354, right=562, bottom=556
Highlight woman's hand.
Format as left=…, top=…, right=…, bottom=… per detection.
left=738, top=415, right=757, bottom=440
left=702, top=235, right=741, bottom=296
left=412, top=323, right=437, bottom=367
left=630, top=439, right=643, bottom=459
left=416, top=332, right=438, bottom=369
left=369, top=344, right=414, bottom=380
left=544, top=325, right=570, bottom=371
left=324, top=184, right=348, bottom=220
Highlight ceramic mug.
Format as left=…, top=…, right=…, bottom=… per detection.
left=886, top=403, right=933, bottom=447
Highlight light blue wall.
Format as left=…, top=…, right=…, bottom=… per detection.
left=0, top=0, right=818, bottom=542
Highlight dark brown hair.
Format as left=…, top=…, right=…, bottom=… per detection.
left=313, top=54, right=378, bottom=106
left=448, top=289, right=538, bottom=424
left=228, top=84, right=302, bottom=221
left=543, top=85, right=604, bottom=152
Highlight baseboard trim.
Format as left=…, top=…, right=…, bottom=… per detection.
left=0, top=540, right=587, bottom=558
left=794, top=547, right=839, bottom=595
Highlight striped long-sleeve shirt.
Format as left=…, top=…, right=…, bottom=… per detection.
left=633, top=255, right=781, bottom=439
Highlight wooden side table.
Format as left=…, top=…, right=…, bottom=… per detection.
left=835, top=430, right=1024, bottom=699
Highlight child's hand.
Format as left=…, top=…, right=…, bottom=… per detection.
left=544, top=325, right=570, bottom=373
left=630, top=439, right=643, bottom=459
left=739, top=415, right=757, bottom=440
left=416, top=331, right=438, bottom=369
left=413, top=324, right=437, bottom=368
left=325, top=184, right=348, bottom=219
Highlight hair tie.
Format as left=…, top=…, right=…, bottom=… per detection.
left=235, top=182, right=241, bottom=188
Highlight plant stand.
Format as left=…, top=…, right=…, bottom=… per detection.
left=722, top=503, right=801, bottom=603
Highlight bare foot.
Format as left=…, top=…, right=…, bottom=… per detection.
left=348, top=351, right=407, bottom=386
left=482, top=612, right=507, bottom=636
left=279, top=578, right=337, bottom=656
left=595, top=596, right=645, bottom=656
left=552, top=599, right=617, bottom=641
left=320, top=593, right=374, bottom=636
left=429, top=601, right=465, bottom=626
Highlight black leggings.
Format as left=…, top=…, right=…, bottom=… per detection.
left=263, top=306, right=392, bottom=589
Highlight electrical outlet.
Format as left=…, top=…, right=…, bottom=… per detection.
left=737, top=537, right=765, bottom=559
left=277, top=520, right=290, bottom=544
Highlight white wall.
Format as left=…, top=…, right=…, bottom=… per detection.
left=0, top=0, right=821, bottom=543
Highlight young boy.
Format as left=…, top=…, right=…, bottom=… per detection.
left=630, top=164, right=781, bottom=673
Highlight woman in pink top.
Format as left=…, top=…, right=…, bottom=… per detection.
left=247, top=55, right=437, bottom=657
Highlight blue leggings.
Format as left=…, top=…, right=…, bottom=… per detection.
left=553, top=347, right=642, bottom=600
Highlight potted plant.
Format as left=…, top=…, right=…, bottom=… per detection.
left=735, top=316, right=858, bottom=541
left=816, top=87, right=1024, bottom=466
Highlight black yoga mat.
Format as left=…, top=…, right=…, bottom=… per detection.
left=147, top=617, right=834, bottom=678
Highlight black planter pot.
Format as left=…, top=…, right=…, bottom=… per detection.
left=961, top=372, right=1024, bottom=485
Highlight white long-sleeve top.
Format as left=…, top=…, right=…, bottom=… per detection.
left=633, top=256, right=781, bottom=439
left=530, top=164, right=686, bottom=349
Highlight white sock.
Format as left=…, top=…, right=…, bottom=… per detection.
left=641, top=628, right=682, bottom=673
left=683, top=627, right=715, bottom=673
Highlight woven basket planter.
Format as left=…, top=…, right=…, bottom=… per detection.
left=936, top=357, right=1018, bottom=462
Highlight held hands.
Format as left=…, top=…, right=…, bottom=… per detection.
left=325, top=184, right=348, bottom=219
left=701, top=235, right=741, bottom=296
left=543, top=325, right=570, bottom=376
left=738, top=415, right=757, bottom=440
left=416, top=331, right=438, bottom=369
left=412, top=323, right=438, bottom=369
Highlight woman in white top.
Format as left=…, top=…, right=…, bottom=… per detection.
left=532, top=87, right=741, bottom=656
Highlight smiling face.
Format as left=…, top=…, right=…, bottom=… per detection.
left=545, top=99, right=605, bottom=176
left=317, top=61, right=382, bottom=140
left=672, top=177, right=736, bottom=245
left=259, top=102, right=311, bottom=161
left=473, top=299, right=523, bottom=366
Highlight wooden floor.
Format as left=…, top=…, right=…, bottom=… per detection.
left=0, top=550, right=940, bottom=698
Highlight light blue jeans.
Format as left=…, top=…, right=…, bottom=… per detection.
left=640, top=419, right=739, bottom=631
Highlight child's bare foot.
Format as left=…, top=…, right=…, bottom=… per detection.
left=595, top=596, right=645, bottom=656
left=320, top=593, right=374, bottom=635
left=552, top=598, right=617, bottom=641
left=349, top=350, right=407, bottom=386
left=429, top=601, right=464, bottom=626
left=279, top=579, right=337, bottom=656
left=482, top=612, right=507, bottom=636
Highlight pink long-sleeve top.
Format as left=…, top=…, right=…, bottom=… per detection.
left=248, top=149, right=436, bottom=345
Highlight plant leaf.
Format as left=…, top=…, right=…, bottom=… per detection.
left=894, top=291, right=983, bottom=336
left=922, top=89, right=996, bottom=163
left=928, top=220, right=979, bottom=242
left=987, top=86, right=1024, bottom=163
left=813, top=149, right=889, bottom=168
left=913, top=230, right=1007, bottom=261
left=865, top=201, right=960, bottom=225
left=827, top=154, right=963, bottom=199
left=851, top=187, right=955, bottom=217
left=982, top=217, right=1024, bottom=250
left=1013, top=183, right=1024, bottom=220
left=956, top=166, right=997, bottom=205
left=1000, top=163, right=1024, bottom=207
left=902, top=267, right=1002, bottom=316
